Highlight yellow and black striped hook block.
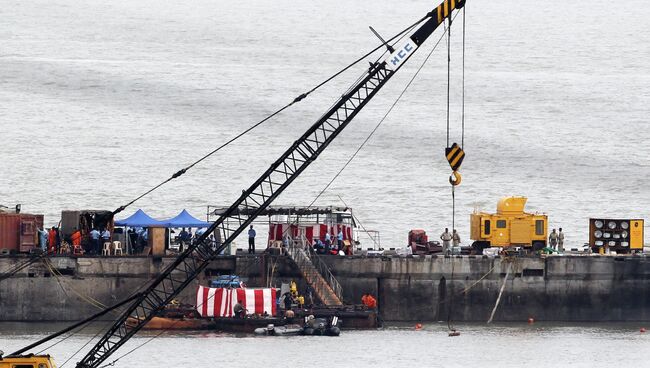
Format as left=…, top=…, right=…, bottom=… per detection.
left=445, top=142, right=465, bottom=171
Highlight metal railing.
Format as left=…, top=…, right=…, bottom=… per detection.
left=286, top=236, right=343, bottom=304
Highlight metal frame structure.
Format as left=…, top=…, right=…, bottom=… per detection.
left=76, top=1, right=465, bottom=366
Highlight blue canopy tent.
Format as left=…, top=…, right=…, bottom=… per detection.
left=163, top=209, right=210, bottom=228
left=114, top=209, right=165, bottom=227
left=115, top=209, right=165, bottom=254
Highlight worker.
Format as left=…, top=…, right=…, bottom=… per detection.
left=233, top=300, right=246, bottom=318
left=549, top=229, right=558, bottom=251
left=305, top=288, right=314, bottom=309
left=365, top=294, right=377, bottom=309
left=325, top=232, right=332, bottom=252
left=361, top=293, right=377, bottom=309
left=337, top=229, right=344, bottom=250
left=179, top=228, right=189, bottom=241
left=248, top=225, right=256, bottom=254
left=440, top=228, right=452, bottom=255
left=71, top=228, right=82, bottom=247
left=283, top=292, right=293, bottom=311
left=558, top=228, right=565, bottom=253
left=48, top=227, right=58, bottom=254
left=38, top=227, right=48, bottom=252
left=90, top=228, right=100, bottom=255
left=452, top=229, right=461, bottom=250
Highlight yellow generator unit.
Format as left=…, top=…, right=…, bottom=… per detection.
left=589, top=218, right=644, bottom=254
left=470, top=196, right=548, bottom=253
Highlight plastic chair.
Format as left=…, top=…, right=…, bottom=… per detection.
left=102, top=242, right=111, bottom=256
left=113, top=241, right=123, bottom=256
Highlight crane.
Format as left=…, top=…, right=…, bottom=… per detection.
left=5, top=1, right=466, bottom=367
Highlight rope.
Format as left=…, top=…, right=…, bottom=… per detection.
left=447, top=255, right=455, bottom=331
left=309, top=15, right=458, bottom=208
left=42, top=258, right=109, bottom=310
left=60, top=325, right=106, bottom=368
left=487, top=262, right=511, bottom=324
left=110, top=16, right=431, bottom=217
left=336, top=195, right=379, bottom=249
left=459, top=262, right=496, bottom=294
left=461, top=3, right=466, bottom=149
left=0, top=255, right=44, bottom=283
left=445, top=17, right=451, bottom=148
left=451, top=186, right=455, bottom=235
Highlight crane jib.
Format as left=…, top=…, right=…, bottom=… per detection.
left=71, top=1, right=465, bottom=367
left=385, top=0, right=464, bottom=71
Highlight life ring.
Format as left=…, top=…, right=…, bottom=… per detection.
left=449, top=171, right=462, bottom=186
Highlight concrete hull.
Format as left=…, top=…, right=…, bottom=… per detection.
left=1, top=254, right=649, bottom=322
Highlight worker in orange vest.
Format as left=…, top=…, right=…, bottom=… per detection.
left=71, top=228, right=82, bottom=246
left=365, top=294, right=377, bottom=309
left=48, top=227, right=58, bottom=254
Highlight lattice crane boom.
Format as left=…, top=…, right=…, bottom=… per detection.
left=76, top=1, right=465, bottom=367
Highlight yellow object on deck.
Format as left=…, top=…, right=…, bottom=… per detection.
left=470, top=196, right=548, bottom=249
left=0, top=355, right=56, bottom=368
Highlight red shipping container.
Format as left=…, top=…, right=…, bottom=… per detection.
left=0, top=213, right=44, bottom=253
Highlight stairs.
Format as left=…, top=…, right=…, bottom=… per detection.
left=286, top=240, right=343, bottom=306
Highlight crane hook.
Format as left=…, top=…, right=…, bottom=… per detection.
left=449, top=171, right=462, bottom=186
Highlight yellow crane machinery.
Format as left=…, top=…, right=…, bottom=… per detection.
left=470, top=196, right=548, bottom=253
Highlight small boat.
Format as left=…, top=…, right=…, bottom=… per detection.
left=254, top=324, right=303, bottom=336
left=253, top=316, right=341, bottom=337
left=126, top=316, right=213, bottom=330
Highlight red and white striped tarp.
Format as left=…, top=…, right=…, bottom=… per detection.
left=196, top=286, right=277, bottom=317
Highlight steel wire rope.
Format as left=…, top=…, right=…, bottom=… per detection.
left=110, top=16, right=431, bottom=218
left=308, top=11, right=460, bottom=209
left=0, top=254, right=44, bottom=282
left=268, top=22, right=421, bottom=248
left=461, top=3, right=466, bottom=149
left=59, top=326, right=106, bottom=368
left=42, top=258, right=109, bottom=310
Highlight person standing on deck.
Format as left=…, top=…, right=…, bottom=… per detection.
left=248, top=225, right=256, bottom=254
left=38, top=227, right=48, bottom=252
left=337, top=229, right=343, bottom=250
left=452, top=229, right=461, bottom=249
left=325, top=232, right=332, bottom=253
left=558, top=228, right=565, bottom=253
left=48, top=227, right=57, bottom=254
left=71, top=228, right=82, bottom=252
left=440, top=228, right=452, bottom=255
left=90, top=228, right=100, bottom=255
left=549, top=229, right=559, bottom=251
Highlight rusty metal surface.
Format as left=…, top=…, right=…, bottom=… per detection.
left=0, top=213, right=44, bottom=253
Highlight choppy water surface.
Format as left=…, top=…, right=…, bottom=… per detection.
left=1, top=322, right=648, bottom=368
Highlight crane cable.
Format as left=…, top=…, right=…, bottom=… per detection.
left=109, top=16, right=431, bottom=218
left=445, top=3, right=467, bottom=336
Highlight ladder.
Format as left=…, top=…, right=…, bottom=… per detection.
left=286, top=237, right=343, bottom=306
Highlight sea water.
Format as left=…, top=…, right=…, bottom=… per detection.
left=1, top=0, right=649, bottom=248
